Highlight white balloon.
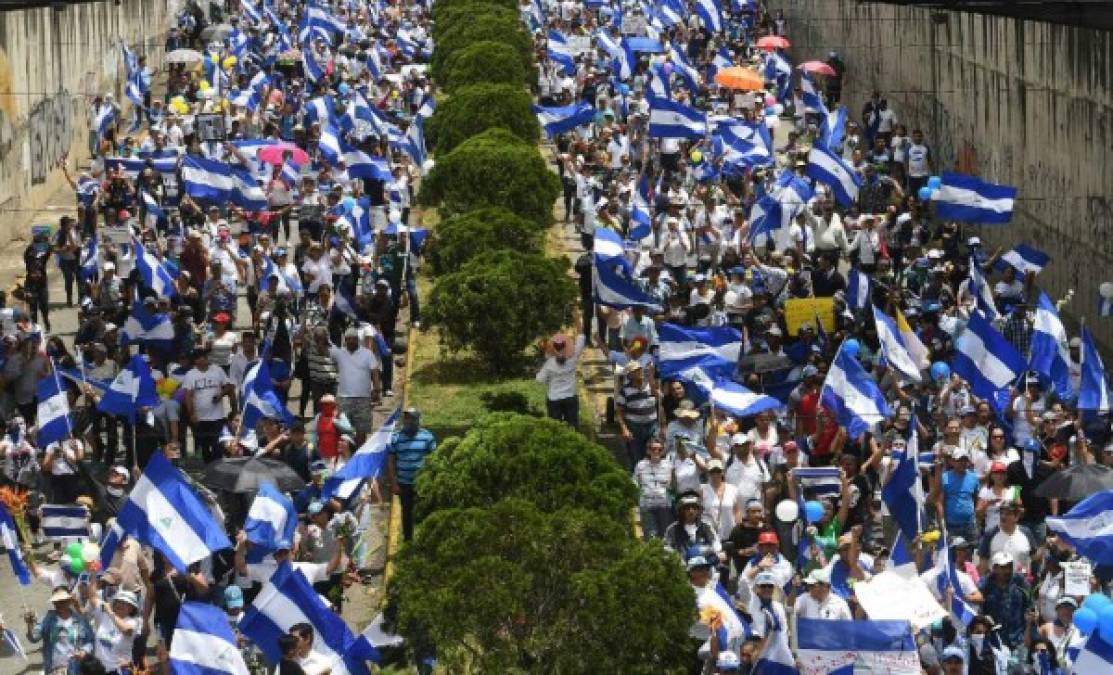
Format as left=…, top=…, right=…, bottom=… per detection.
left=1100, top=282, right=1113, bottom=299
left=772, top=103, right=785, bottom=115
left=774, top=499, right=799, bottom=523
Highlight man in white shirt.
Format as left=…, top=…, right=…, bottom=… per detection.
left=232, top=528, right=345, bottom=587
left=794, top=567, right=852, bottom=620
left=977, top=502, right=1036, bottom=574
left=536, top=334, right=586, bottom=428
left=330, top=327, right=381, bottom=441
left=180, top=348, right=235, bottom=463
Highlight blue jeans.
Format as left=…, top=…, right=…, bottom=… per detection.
left=626, top=421, right=659, bottom=470
left=640, top=504, right=673, bottom=540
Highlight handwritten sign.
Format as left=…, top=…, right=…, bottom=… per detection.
left=854, top=571, right=946, bottom=631
left=784, top=297, right=835, bottom=336
left=1064, top=561, right=1092, bottom=597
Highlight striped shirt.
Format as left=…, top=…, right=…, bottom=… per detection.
left=389, top=428, right=437, bottom=485
left=616, top=382, right=658, bottom=426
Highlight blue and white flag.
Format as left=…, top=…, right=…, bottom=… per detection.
left=968, top=257, right=999, bottom=321
left=303, top=46, right=326, bottom=83
left=710, top=381, right=782, bottom=419
left=806, top=144, right=861, bottom=207
left=546, top=30, right=577, bottom=74
left=952, top=311, right=1025, bottom=417
left=245, top=482, right=297, bottom=552
left=628, top=176, right=653, bottom=241
left=132, top=237, right=177, bottom=298
left=747, top=194, right=783, bottom=244
left=821, top=345, right=891, bottom=438
left=694, top=0, right=723, bottom=32
left=3, top=627, right=26, bottom=660
left=646, top=62, right=672, bottom=102
left=1047, top=489, right=1113, bottom=566
left=1029, top=292, right=1074, bottom=401
left=240, top=563, right=379, bottom=673
left=40, top=505, right=90, bottom=539
left=593, top=257, right=663, bottom=313
left=762, top=51, right=792, bottom=100
left=799, top=72, right=826, bottom=114
left=793, top=467, right=842, bottom=498
left=796, top=618, right=920, bottom=675
left=996, top=244, right=1050, bottom=276
left=880, top=418, right=922, bottom=541
left=592, top=227, right=630, bottom=269
left=140, top=191, right=165, bottom=223
left=1078, top=327, right=1111, bottom=413
left=94, top=104, right=115, bottom=140
left=122, top=300, right=175, bottom=352
left=116, top=452, right=232, bottom=572
left=242, top=358, right=295, bottom=430
left=873, top=306, right=923, bottom=383
left=846, top=268, right=871, bottom=313
left=716, top=120, right=773, bottom=168
left=936, top=536, right=977, bottom=626
left=170, top=601, right=250, bottom=675
left=35, top=370, right=71, bottom=448
left=753, top=623, right=798, bottom=675
left=533, top=102, right=596, bottom=137
left=1069, top=623, right=1113, bottom=673
left=99, top=521, right=125, bottom=571
left=0, top=502, right=30, bottom=585
left=321, top=409, right=401, bottom=502
left=668, top=46, right=701, bottom=94
left=648, top=98, right=707, bottom=139
left=97, top=354, right=160, bottom=422
left=819, top=106, right=847, bottom=152
left=658, top=324, right=741, bottom=376
left=932, top=173, right=1016, bottom=224
left=240, top=0, right=263, bottom=24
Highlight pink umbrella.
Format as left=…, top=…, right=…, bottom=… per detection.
left=755, top=35, right=791, bottom=51
left=257, top=143, right=310, bottom=167
left=799, top=61, right=837, bottom=76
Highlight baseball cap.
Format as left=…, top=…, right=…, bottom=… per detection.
left=951, top=448, right=970, bottom=461
left=731, top=432, right=752, bottom=446
left=992, top=551, right=1015, bottom=567
left=224, top=585, right=244, bottom=609
left=757, top=531, right=779, bottom=546
left=1056, top=596, right=1079, bottom=609
left=678, top=492, right=702, bottom=508
left=707, top=458, right=724, bottom=472
left=804, top=568, right=831, bottom=585
left=755, top=571, right=777, bottom=587
left=686, top=555, right=712, bottom=571
left=990, top=462, right=1007, bottom=473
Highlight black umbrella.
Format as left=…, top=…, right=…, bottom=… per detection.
left=203, top=456, right=306, bottom=493
left=1033, top=463, right=1113, bottom=502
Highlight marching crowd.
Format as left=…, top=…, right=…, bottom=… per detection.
left=0, top=0, right=1110, bottom=673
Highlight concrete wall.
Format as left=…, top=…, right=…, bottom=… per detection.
left=0, top=0, right=172, bottom=247
left=773, top=0, right=1113, bottom=345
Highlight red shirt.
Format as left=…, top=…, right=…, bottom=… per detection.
left=316, top=414, right=338, bottom=459
left=797, top=390, right=820, bottom=435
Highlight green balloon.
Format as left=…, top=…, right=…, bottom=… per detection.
left=66, top=542, right=83, bottom=560
left=69, top=555, right=85, bottom=574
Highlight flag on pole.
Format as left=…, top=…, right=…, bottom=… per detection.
left=996, top=244, right=1050, bottom=276
left=40, top=505, right=90, bottom=539
left=170, top=601, right=250, bottom=675
left=1078, top=326, right=1112, bottom=412
left=35, top=370, right=71, bottom=448
left=1047, top=489, right=1113, bottom=565
left=532, top=103, right=596, bottom=137
left=657, top=324, right=742, bottom=376
left=821, top=346, right=891, bottom=439
left=1028, top=291, right=1074, bottom=401
left=97, top=354, right=161, bottom=422
left=880, top=418, right=922, bottom=541
left=321, top=409, right=401, bottom=502
left=0, top=503, right=30, bottom=585
left=873, top=306, right=924, bottom=383
left=241, top=358, right=295, bottom=430
left=244, top=482, right=298, bottom=552
left=951, top=311, right=1026, bottom=417
left=806, top=144, right=862, bottom=207
left=931, top=173, right=1016, bottom=224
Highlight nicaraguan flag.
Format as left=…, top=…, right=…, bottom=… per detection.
left=1047, top=489, right=1113, bottom=566
left=1028, top=291, right=1074, bottom=401
left=242, top=358, right=295, bottom=430
left=1078, top=327, right=1112, bottom=412
left=710, top=46, right=732, bottom=79
left=752, top=618, right=798, bottom=674
left=240, top=0, right=263, bottom=23
left=116, top=451, right=232, bottom=572
left=932, top=173, right=1016, bottom=224
left=694, top=0, right=722, bottom=32
left=397, top=117, right=427, bottom=167
left=35, top=370, right=71, bottom=448
left=592, top=226, right=628, bottom=262
left=846, top=268, right=871, bottom=312
left=1069, top=615, right=1113, bottom=672
left=170, top=602, right=250, bottom=675
left=716, top=120, right=773, bottom=168
left=969, top=257, right=999, bottom=321
left=306, top=5, right=346, bottom=36
left=873, top=306, right=923, bottom=383
left=245, top=482, right=297, bottom=552
left=344, top=149, right=392, bottom=181
left=806, top=144, right=861, bottom=207
left=936, top=536, right=978, bottom=626
left=671, top=363, right=734, bottom=406
left=97, top=354, right=160, bottom=422
left=239, top=563, right=380, bottom=672
left=593, top=257, right=662, bottom=313
left=140, top=191, right=165, bottom=222
left=796, top=618, right=919, bottom=674
left=3, top=627, right=26, bottom=660
left=952, top=311, right=1025, bottom=417
left=648, top=98, right=707, bottom=139
left=80, top=234, right=98, bottom=281
left=595, top=31, right=633, bottom=79
left=647, top=62, right=671, bottom=102
left=122, top=300, right=175, bottom=352
left=696, top=582, right=751, bottom=643
left=0, top=503, right=31, bottom=585
left=303, top=46, right=326, bottom=83
left=532, top=102, right=596, bottom=137
left=880, top=418, right=922, bottom=540
left=628, top=176, right=653, bottom=241
left=792, top=467, right=842, bottom=498
left=996, top=243, right=1049, bottom=276
left=322, top=409, right=401, bottom=502
left=821, top=344, right=891, bottom=438
left=41, top=504, right=90, bottom=539
left=710, top=381, right=782, bottom=418
left=132, top=237, right=177, bottom=298
left=94, top=104, right=115, bottom=140
left=748, top=194, right=783, bottom=244
left=99, top=521, right=125, bottom=570
left=181, top=156, right=237, bottom=204
left=763, top=51, right=792, bottom=100
left=658, top=323, right=741, bottom=376
left=819, top=105, right=847, bottom=151
left=668, top=46, right=701, bottom=94
left=546, top=30, right=577, bottom=75
left=800, top=72, right=827, bottom=115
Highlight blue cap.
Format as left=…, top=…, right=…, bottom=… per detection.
left=224, top=585, right=244, bottom=609
left=941, top=646, right=965, bottom=663
left=1024, top=437, right=1041, bottom=452
left=308, top=500, right=325, bottom=515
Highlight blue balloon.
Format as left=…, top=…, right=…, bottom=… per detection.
left=927, top=175, right=942, bottom=190
left=843, top=338, right=860, bottom=358
left=1075, top=606, right=1099, bottom=636
left=930, top=362, right=951, bottom=382
left=764, top=106, right=776, bottom=116
left=917, top=186, right=933, bottom=201
left=1099, top=604, right=1113, bottom=641
left=338, top=83, right=350, bottom=96
left=342, top=196, right=356, bottom=213
left=1084, top=593, right=1112, bottom=611
left=618, top=83, right=630, bottom=95
left=804, top=500, right=825, bottom=524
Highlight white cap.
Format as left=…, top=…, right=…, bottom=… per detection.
left=951, top=447, right=970, bottom=461
left=731, top=432, right=751, bottom=446
left=991, top=551, right=1014, bottom=567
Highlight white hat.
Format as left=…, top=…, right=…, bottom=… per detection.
left=951, top=447, right=970, bottom=461
left=731, top=432, right=751, bottom=446
left=991, top=551, right=1014, bottom=567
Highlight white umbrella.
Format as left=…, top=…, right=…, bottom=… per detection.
left=165, top=48, right=203, bottom=64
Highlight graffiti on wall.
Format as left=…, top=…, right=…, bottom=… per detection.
left=26, top=93, right=76, bottom=184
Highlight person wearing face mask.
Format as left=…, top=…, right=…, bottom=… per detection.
left=93, top=466, right=131, bottom=524
left=966, top=614, right=1010, bottom=675
left=536, top=333, right=586, bottom=427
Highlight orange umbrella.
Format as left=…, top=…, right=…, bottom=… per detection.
left=713, top=67, right=764, bottom=91
left=756, top=35, right=791, bottom=50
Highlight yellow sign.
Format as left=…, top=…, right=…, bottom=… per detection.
left=784, top=297, right=835, bottom=336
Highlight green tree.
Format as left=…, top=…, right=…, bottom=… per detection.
left=430, top=11, right=533, bottom=81
left=418, top=128, right=560, bottom=226
left=441, top=40, right=529, bottom=92
left=425, top=84, right=539, bottom=154
left=428, top=207, right=543, bottom=275
left=393, top=499, right=695, bottom=674
left=415, top=414, right=637, bottom=522
left=431, top=4, right=518, bottom=44
left=424, top=251, right=575, bottom=372
left=430, top=0, right=520, bottom=20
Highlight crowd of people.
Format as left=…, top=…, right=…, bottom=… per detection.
left=0, top=0, right=1109, bottom=673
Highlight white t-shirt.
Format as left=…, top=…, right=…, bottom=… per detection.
left=1010, top=396, right=1045, bottom=446
left=330, top=347, right=379, bottom=397
left=180, top=366, right=231, bottom=421
left=92, top=606, right=140, bottom=672
left=44, top=441, right=82, bottom=476
left=724, top=453, right=770, bottom=506
left=793, top=592, right=852, bottom=620
left=701, top=482, right=740, bottom=540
